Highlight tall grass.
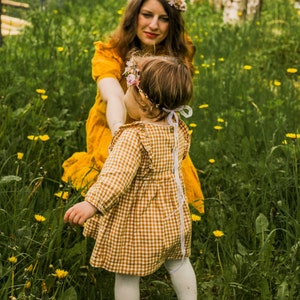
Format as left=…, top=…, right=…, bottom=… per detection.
left=0, top=0, right=299, bottom=299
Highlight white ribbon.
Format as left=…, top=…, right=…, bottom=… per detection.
left=163, top=105, right=193, bottom=272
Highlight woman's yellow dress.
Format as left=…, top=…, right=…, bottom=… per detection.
left=62, top=41, right=204, bottom=214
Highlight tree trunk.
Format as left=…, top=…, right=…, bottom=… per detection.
left=210, top=0, right=263, bottom=24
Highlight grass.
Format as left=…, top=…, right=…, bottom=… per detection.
left=0, top=0, right=299, bottom=299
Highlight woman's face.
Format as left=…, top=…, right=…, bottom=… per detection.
left=137, top=0, right=169, bottom=47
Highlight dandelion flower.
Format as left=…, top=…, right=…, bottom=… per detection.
left=286, top=133, right=300, bottom=139
left=199, top=104, right=209, bottom=109
left=194, top=69, right=200, bottom=75
left=217, top=118, right=225, bottom=123
left=24, top=281, right=31, bottom=289
left=213, top=230, right=224, bottom=238
left=282, top=140, right=287, bottom=145
left=34, top=214, right=46, bottom=223
left=209, top=159, right=215, bottom=164
left=36, top=89, right=46, bottom=94
left=53, top=269, right=68, bottom=279
left=286, top=68, right=298, bottom=74
left=189, top=123, right=197, bottom=128
left=273, top=80, right=281, bottom=86
left=17, top=152, right=24, bottom=160
left=214, top=125, right=223, bottom=131
left=188, top=130, right=193, bottom=135
left=54, top=191, right=70, bottom=200
left=57, top=47, right=64, bottom=52
left=27, top=135, right=39, bottom=141
left=243, top=65, right=252, bottom=70
left=39, top=135, right=50, bottom=141
left=218, top=57, right=225, bottom=62
left=191, top=214, right=201, bottom=222
left=41, top=95, right=48, bottom=101
left=8, top=256, right=18, bottom=264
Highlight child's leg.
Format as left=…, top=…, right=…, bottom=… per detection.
left=164, top=258, right=197, bottom=300
left=114, top=273, right=140, bottom=300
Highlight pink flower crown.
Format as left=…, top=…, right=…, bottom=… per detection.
left=167, top=0, right=187, bottom=12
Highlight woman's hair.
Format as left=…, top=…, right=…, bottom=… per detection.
left=131, top=55, right=193, bottom=119
left=107, top=0, right=195, bottom=69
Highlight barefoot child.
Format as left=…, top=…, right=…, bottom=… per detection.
left=64, top=55, right=198, bottom=300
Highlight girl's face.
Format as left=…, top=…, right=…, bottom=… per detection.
left=137, top=0, right=169, bottom=47
left=124, top=87, right=141, bottom=121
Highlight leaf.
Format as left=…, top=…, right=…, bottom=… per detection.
left=0, top=175, right=22, bottom=185
left=277, top=280, right=289, bottom=299
left=255, top=213, right=269, bottom=235
left=58, top=287, right=78, bottom=300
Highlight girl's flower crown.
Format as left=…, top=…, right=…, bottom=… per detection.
left=167, top=0, right=187, bottom=12
left=123, top=58, right=150, bottom=98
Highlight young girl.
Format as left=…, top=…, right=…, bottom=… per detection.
left=64, top=55, right=197, bottom=300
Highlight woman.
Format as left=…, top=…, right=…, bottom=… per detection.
left=62, top=0, right=204, bottom=214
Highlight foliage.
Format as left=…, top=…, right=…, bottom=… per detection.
left=0, top=0, right=299, bottom=299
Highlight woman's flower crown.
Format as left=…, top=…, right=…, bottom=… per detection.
left=167, top=0, right=187, bottom=12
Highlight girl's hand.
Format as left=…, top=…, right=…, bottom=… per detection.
left=64, top=201, right=98, bottom=226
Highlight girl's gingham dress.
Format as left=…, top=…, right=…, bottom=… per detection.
left=83, top=120, right=192, bottom=276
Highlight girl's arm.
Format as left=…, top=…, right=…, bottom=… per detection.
left=98, top=78, right=126, bottom=135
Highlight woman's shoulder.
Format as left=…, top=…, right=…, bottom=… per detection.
left=93, top=41, right=122, bottom=62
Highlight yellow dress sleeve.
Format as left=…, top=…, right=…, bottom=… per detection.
left=92, top=41, right=124, bottom=83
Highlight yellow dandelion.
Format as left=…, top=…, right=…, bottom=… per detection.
left=209, top=159, right=215, bottom=164
left=286, top=68, right=298, bottom=74
left=243, top=65, right=252, bottom=70
left=217, top=118, right=224, bottom=123
left=54, top=191, right=70, bottom=200
left=199, top=104, right=209, bottom=109
left=191, top=214, right=201, bottom=222
left=57, top=47, right=64, bottom=52
left=194, top=69, right=200, bottom=75
left=41, top=95, right=48, bottom=101
left=218, top=57, right=225, bottom=62
left=188, top=129, right=193, bottom=135
left=53, top=269, right=68, bottom=279
left=24, top=281, right=31, bottom=289
left=25, top=264, right=33, bottom=272
left=282, top=140, right=287, bottom=145
left=17, top=152, right=24, bottom=160
left=27, top=135, right=39, bottom=141
left=8, top=256, right=18, bottom=264
left=213, top=230, right=224, bottom=238
left=34, top=214, right=46, bottom=223
left=36, top=89, right=46, bottom=94
left=273, top=80, right=281, bottom=86
left=214, top=125, right=223, bottom=131
left=286, top=133, right=300, bottom=139
left=189, top=123, right=197, bottom=128
left=39, top=135, right=50, bottom=141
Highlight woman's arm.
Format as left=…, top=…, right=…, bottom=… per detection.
left=98, top=77, right=126, bottom=135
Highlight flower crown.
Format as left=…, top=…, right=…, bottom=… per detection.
left=167, top=0, right=187, bottom=12
left=123, top=58, right=150, bottom=99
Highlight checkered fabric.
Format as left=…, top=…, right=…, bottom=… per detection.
left=83, top=120, right=192, bottom=276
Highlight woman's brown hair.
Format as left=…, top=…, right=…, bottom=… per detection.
left=106, top=0, right=195, bottom=70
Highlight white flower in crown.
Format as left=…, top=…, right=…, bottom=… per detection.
left=126, top=73, right=138, bottom=86
left=123, top=59, right=140, bottom=87
left=168, top=0, right=187, bottom=11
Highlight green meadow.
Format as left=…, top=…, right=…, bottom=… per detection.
left=0, top=0, right=299, bottom=299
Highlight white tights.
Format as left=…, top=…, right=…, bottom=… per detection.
left=114, top=258, right=197, bottom=300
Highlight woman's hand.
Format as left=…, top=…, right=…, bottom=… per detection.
left=64, top=201, right=98, bottom=226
